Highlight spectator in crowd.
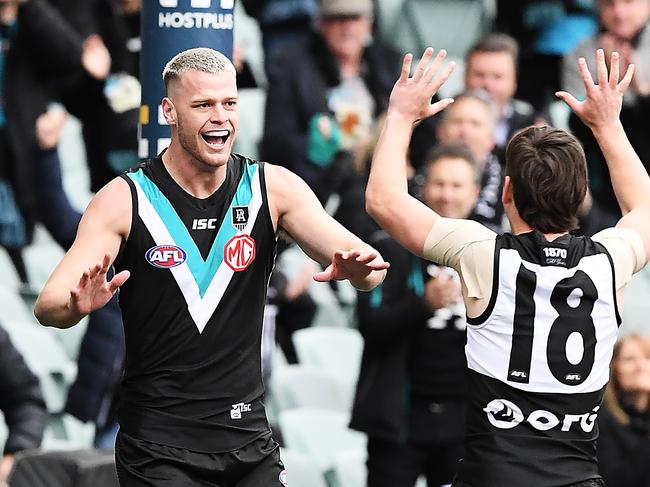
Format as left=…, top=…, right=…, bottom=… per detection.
left=49, top=0, right=139, bottom=191
left=464, top=33, right=541, bottom=162
left=496, top=0, right=597, bottom=111
left=0, top=0, right=107, bottom=287
left=116, top=0, right=141, bottom=76
left=351, top=143, right=480, bottom=487
left=240, top=0, right=318, bottom=76
left=562, top=0, right=650, bottom=232
left=0, top=326, right=47, bottom=484
left=436, top=92, right=505, bottom=233
left=597, top=333, right=650, bottom=487
left=33, top=108, right=82, bottom=250
left=261, top=0, right=401, bottom=205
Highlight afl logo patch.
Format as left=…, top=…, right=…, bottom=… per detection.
left=145, top=245, right=187, bottom=268
left=278, top=470, right=287, bottom=486
left=224, top=234, right=256, bottom=271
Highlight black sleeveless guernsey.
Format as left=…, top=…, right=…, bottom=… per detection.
left=458, top=231, right=619, bottom=486
left=114, top=154, right=277, bottom=453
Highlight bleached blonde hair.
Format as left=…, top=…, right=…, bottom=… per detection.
left=162, top=47, right=236, bottom=91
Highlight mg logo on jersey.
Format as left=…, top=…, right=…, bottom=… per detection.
left=484, top=398, right=600, bottom=433
left=224, top=235, right=256, bottom=272
left=230, top=402, right=251, bottom=420
left=145, top=245, right=187, bottom=268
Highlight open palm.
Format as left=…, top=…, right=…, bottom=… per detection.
left=555, top=49, right=635, bottom=129
left=70, top=253, right=130, bottom=316
left=388, top=47, right=456, bottom=124
left=313, top=250, right=389, bottom=288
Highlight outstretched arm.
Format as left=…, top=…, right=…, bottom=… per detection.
left=556, top=50, right=650, bottom=265
left=34, top=178, right=131, bottom=328
left=365, top=48, right=455, bottom=257
left=266, top=165, right=388, bottom=291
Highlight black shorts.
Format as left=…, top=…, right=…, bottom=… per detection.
left=115, top=431, right=286, bottom=487
left=452, top=479, right=605, bottom=487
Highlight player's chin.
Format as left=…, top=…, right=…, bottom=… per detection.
left=199, top=151, right=230, bottom=168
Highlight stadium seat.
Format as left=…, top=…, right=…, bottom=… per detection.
left=548, top=99, right=572, bottom=133
left=42, top=413, right=96, bottom=451
left=278, top=409, right=366, bottom=474
left=23, top=242, right=65, bottom=292
left=0, top=248, right=21, bottom=290
left=292, top=327, right=363, bottom=381
left=375, top=0, right=407, bottom=40
left=388, top=0, right=494, bottom=60
left=621, top=265, right=650, bottom=335
left=9, top=448, right=117, bottom=487
left=332, top=448, right=367, bottom=487
left=0, top=287, right=36, bottom=324
left=47, top=317, right=89, bottom=361
left=270, top=365, right=355, bottom=413
left=280, top=448, right=328, bottom=487
left=57, top=115, right=93, bottom=212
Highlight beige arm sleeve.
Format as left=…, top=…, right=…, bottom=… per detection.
left=593, top=227, right=646, bottom=290
left=423, top=218, right=497, bottom=317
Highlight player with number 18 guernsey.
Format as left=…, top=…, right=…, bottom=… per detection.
left=422, top=220, right=645, bottom=487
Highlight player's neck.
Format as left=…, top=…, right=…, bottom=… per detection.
left=509, top=219, right=568, bottom=242
left=161, top=146, right=227, bottom=199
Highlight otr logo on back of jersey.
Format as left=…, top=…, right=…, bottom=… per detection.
left=484, top=398, right=599, bottom=433
left=145, top=245, right=187, bottom=268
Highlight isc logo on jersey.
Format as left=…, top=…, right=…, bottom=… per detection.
left=145, top=245, right=187, bottom=268
left=224, top=235, right=256, bottom=272
left=230, top=402, right=251, bottom=420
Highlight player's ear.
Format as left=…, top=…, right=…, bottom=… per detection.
left=502, top=176, right=513, bottom=205
left=161, top=97, right=177, bottom=126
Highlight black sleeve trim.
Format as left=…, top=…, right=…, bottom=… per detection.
left=466, top=235, right=502, bottom=326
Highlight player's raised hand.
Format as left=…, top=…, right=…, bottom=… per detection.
left=555, top=49, right=635, bottom=130
left=70, top=253, right=130, bottom=316
left=313, top=249, right=389, bottom=290
left=388, top=48, right=456, bottom=124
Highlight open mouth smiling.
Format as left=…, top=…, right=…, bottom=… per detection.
left=202, top=129, right=230, bottom=148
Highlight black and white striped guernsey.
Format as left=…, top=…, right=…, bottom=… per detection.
left=457, top=231, right=620, bottom=487
left=113, top=154, right=277, bottom=452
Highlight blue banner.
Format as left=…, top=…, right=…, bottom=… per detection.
left=140, top=0, right=235, bottom=159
